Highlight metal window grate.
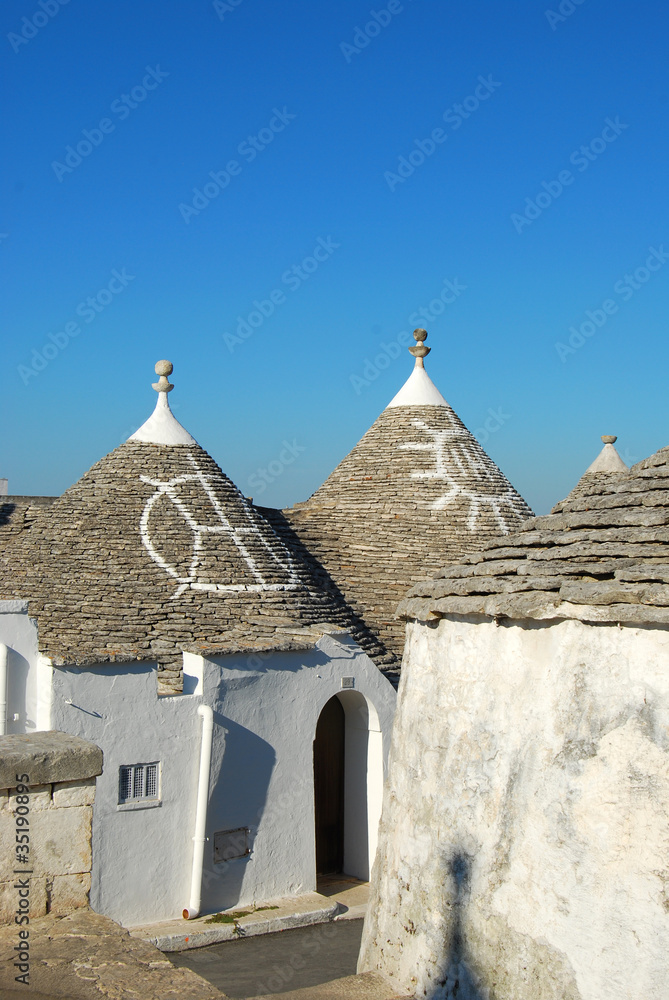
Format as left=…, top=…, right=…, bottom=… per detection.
left=119, top=767, right=133, bottom=802
left=133, top=765, right=143, bottom=798
left=145, top=763, right=158, bottom=798
left=119, top=762, right=160, bottom=804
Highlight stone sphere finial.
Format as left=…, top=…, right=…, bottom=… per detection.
left=152, top=359, right=174, bottom=394
left=409, top=328, right=431, bottom=362
left=601, top=435, right=617, bottom=445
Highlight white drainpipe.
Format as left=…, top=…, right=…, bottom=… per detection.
left=183, top=704, right=214, bottom=919
left=0, top=644, right=7, bottom=736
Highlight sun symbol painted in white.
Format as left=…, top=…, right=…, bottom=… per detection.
left=399, top=419, right=528, bottom=533
left=139, top=453, right=301, bottom=599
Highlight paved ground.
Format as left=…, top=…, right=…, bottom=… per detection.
left=317, top=874, right=370, bottom=921
left=170, top=917, right=365, bottom=998
left=255, top=971, right=408, bottom=1000
left=2, top=992, right=64, bottom=1000
left=0, top=881, right=404, bottom=1000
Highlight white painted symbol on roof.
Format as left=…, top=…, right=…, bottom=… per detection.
left=139, top=454, right=301, bottom=598
left=399, top=419, right=527, bottom=533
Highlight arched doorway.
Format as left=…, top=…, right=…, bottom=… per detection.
left=313, top=695, right=345, bottom=874
left=313, top=691, right=384, bottom=881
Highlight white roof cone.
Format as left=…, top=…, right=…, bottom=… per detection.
left=386, top=329, right=449, bottom=408
left=129, top=360, right=197, bottom=446
left=584, top=435, right=629, bottom=474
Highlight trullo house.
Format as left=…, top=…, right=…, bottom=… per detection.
left=359, top=435, right=669, bottom=1000
left=0, top=337, right=531, bottom=929
left=286, top=328, right=532, bottom=672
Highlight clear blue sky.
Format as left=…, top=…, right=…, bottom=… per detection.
left=2, top=0, right=668, bottom=513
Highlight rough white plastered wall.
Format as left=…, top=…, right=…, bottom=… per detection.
left=0, top=602, right=39, bottom=734
left=360, top=614, right=669, bottom=1000
left=50, top=662, right=202, bottom=926
left=197, top=632, right=396, bottom=915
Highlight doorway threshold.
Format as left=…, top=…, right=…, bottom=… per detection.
left=316, top=874, right=370, bottom=920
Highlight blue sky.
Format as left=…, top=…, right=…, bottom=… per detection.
left=2, top=0, right=668, bottom=514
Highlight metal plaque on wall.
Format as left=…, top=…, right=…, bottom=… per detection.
left=213, top=827, right=251, bottom=863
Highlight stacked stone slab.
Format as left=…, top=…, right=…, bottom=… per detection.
left=0, top=732, right=102, bottom=921
left=286, top=338, right=533, bottom=668
left=0, top=394, right=384, bottom=692
left=401, top=444, right=669, bottom=625
left=0, top=496, right=55, bottom=546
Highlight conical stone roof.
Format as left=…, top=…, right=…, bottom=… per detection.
left=286, top=330, right=533, bottom=665
left=556, top=434, right=629, bottom=508
left=0, top=362, right=384, bottom=691
left=400, top=443, right=669, bottom=626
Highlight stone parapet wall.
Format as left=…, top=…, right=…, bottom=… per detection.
left=0, top=732, right=102, bottom=921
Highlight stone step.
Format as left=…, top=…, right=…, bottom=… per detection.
left=130, top=891, right=339, bottom=952
left=254, top=970, right=409, bottom=1000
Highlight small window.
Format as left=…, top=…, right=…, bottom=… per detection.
left=118, top=762, right=160, bottom=805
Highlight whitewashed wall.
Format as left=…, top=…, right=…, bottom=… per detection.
left=49, top=661, right=201, bottom=925
left=359, top=615, right=669, bottom=1000
left=0, top=602, right=39, bottom=734
left=46, top=633, right=395, bottom=927
left=195, top=632, right=395, bottom=915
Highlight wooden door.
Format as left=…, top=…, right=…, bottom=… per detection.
left=313, top=695, right=345, bottom=875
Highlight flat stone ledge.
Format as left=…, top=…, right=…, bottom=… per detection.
left=130, top=891, right=340, bottom=953
left=0, top=908, right=225, bottom=999
left=0, top=732, right=102, bottom=789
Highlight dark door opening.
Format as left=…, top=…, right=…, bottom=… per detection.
left=313, top=695, right=345, bottom=875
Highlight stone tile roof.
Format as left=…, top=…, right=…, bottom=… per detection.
left=0, top=441, right=385, bottom=691
left=0, top=496, right=56, bottom=545
left=286, top=388, right=533, bottom=665
left=260, top=506, right=395, bottom=671
left=558, top=435, right=629, bottom=506
left=399, top=445, right=669, bottom=626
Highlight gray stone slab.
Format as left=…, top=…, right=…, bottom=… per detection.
left=0, top=732, right=102, bottom=789
left=0, top=908, right=225, bottom=999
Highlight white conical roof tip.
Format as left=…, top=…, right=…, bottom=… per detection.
left=584, top=434, right=629, bottom=475
left=386, top=329, right=449, bottom=408
left=128, top=360, right=198, bottom=446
